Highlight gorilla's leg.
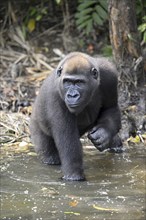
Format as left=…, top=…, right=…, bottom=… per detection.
left=53, top=130, right=85, bottom=181
left=30, top=122, right=61, bottom=165
left=50, top=112, right=85, bottom=181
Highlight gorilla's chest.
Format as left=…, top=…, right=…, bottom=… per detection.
left=77, top=105, right=100, bottom=133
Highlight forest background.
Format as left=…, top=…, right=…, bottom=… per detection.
left=0, top=0, right=146, bottom=150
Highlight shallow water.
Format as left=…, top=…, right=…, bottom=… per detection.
left=0, top=144, right=146, bottom=220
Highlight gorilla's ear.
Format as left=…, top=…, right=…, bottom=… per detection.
left=91, top=67, right=99, bottom=80
left=56, top=66, right=63, bottom=77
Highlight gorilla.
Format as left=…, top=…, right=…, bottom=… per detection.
left=30, top=52, right=122, bottom=181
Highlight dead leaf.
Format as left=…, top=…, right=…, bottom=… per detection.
left=127, top=135, right=141, bottom=143
left=69, top=200, right=78, bottom=207
left=64, top=212, right=80, bottom=216
left=15, top=141, right=30, bottom=153
left=93, top=204, right=118, bottom=212
left=27, top=19, right=35, bottom=32
left=27, top=152, right=37, bottom=156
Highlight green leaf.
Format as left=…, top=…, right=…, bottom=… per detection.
left=76, top=15, right=91, bottom=25
left=92, top=12, right=103, bottom=26
left=143, top=32, right=146, bottom=43
left=99, top=0, right=108, bottom=10
left=56, top=0, right=61, bottom=4
left=75, top=13, right=80, bottom=19
left=101, top=45, right=113, bottom=57
left=75, top=8, right=93, bottom=19
left=79, top=7, right=93, bottom=16
left=77, top=1, right=96, bottom=11
left=30, top=7, right=37, bottom=16
left=142, top=16, right=146, bottom=21
left=77, top=22, right=88, bottom=30
left=41, top=8, right=47, bottom=15
left=95, top=5, right=108, bottom=20
left=86, top=19, right=93, bottom=34
left=36, top=14, right=42, bottom=21
left=138, top=23, right=146, bottom=32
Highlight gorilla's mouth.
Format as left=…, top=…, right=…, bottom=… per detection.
left=67, top=103, right=84, bottom=115
left=65, top=98, right=81, bottom=108
left=68, top=103, right=79, bottom=108
left=67, top=104, right=80, bottom=112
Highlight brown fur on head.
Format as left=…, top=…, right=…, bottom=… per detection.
left=56, top=52, right=100, bottom=115
left=63, top=54, right=90, bottom=73
left=57, top=52, right=91, bottom=75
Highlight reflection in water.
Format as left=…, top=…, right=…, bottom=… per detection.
left=0, top=144, right=146, bottom=220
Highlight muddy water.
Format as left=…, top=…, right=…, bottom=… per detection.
left=0, top=144, right=146, bottom=220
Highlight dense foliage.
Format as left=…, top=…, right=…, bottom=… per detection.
left=75, top=0, right=108, bottom=35
left=0, top=0, right=145, bottom=41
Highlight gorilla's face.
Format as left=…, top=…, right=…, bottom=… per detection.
left=57, top=55, right=100, bottom=114
left=63, top=74, right=90, bottom=114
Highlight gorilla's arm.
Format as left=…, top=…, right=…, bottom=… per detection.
left=88, top=67, right=122, bottom=152
left=88, top=106, right=121, bottom=151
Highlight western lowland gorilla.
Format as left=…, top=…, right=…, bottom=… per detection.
left=30, top=52, right=123, bottom=181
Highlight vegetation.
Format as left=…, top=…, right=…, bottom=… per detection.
left=0, top=0, right=146, bottom=147
left=75, top=0, right=108, bottom=35
left=0, top=1, right=145, bottom=40
left=138, top=16, right=146, bottom=44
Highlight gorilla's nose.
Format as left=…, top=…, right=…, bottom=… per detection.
left=66, top=89, right=81, bottom=105
left=67, top=93, right=79, bottom=98
left=67, top=90, right=80, bottom=99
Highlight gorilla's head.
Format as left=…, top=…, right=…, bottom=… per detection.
left=56, top=52, right=100, bottom=114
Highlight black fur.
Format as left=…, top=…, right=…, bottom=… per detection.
left=30, top=52, right=122, bottom=181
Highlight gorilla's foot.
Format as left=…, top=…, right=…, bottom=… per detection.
left=62, top=173, right=86, bottom=181
left=39, top=154, right=61, bottom=165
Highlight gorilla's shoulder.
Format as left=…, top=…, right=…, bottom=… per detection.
left=93, top=57, right=117, bottom=76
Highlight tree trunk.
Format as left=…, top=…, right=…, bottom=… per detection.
left=108, top=0, right=145, bottom=88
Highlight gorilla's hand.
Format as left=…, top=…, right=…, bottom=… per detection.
left=88, top=127, right=111, bottom=152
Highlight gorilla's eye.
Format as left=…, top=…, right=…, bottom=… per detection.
left=57, top=66, right=63, bottom=77
left=91, top=67, right=98, bottom=79
left=76, top=80, right=83, bottom=84
left=63, top=79, right=72, bottom=87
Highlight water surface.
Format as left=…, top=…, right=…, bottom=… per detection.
left=1, top=144, right=146, bottom=220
